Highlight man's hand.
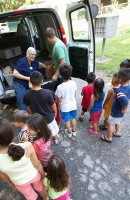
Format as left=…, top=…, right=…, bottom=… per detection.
left=52, top=74, right=58, bottom=81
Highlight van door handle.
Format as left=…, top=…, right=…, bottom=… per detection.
left=89, top=51, right=93, bottom=54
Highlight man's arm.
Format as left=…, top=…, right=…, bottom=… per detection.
left=52, top=58, right=65, bottom=80
left=39, top=62, right=48, bottom=69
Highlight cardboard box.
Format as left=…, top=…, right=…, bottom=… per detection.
left=0, top=46, right=22, bottom=59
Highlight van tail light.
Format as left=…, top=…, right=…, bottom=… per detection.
left=60, top=26, right=67, bottom=44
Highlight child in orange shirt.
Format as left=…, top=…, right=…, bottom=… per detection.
left=99, top=73, right=120, bottom=130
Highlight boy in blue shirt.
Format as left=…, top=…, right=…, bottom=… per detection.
left=101, top=68, right=130, bottom=143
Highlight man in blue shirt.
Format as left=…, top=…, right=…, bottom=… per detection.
left=101, top=68, right=130, bottom=143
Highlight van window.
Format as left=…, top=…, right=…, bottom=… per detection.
left=8, top=21, right=20, bottom=32
left=70, top=7, right=90, bottom=41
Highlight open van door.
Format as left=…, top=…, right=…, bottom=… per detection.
left=66, top=0, right=98, bottom=80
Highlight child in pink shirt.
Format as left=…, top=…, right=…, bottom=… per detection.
left=79, top=72, right=96, bottom=121
left=25, top=113, right=52, bottom=172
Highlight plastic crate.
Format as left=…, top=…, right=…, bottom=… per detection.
left=3, top=73, right=14, bottom=86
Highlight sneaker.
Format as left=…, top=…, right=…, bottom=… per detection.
left=65, top=129, right=72, bottom=137
left=72, top=131, right=77, bottom=136
left=79, top=116, right=84, bottom=121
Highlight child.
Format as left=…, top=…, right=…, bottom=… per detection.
left=26, top=113, right=52, bottom=171
left=0, top=118, right=47, bottom=200
left=55, top=64, right=77, bottom=137
left=13, top=110, right=32, bottom=142
left=55, top=99, right=61, bottom=127
left=88, top=78, right=105, bottom=135
left=43, top=155, right=70, bottom=200
left=99, top=73, right=120, bottom=130
left=79, top=72, right=96, bottom=121
left=120, top=59, right=130, bottom=69
left=23, top=71, right=60, bottom=144
left=101, top=68, right=130, bottom=143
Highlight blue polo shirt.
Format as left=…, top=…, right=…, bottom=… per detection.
left=14, top=57, right=39, bottom=88
left=111, top=85, right=129, bottom=118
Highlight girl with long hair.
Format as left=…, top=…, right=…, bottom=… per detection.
left=88, top=78, right=105, bottom=135
left=43, top=155, right=70, bottom=200
left=26, top=113, right=52, bottom=171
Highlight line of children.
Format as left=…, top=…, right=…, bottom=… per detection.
left=101, top=68, right=130, bottom=143
left=1, top=63, right=130, bottom=200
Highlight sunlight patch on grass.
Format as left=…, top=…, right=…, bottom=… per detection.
left=120, top=38, right=130, bottom=44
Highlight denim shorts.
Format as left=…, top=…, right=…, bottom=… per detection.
left=61, top=110, right=77, bottom=122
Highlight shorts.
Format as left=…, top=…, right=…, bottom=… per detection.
left=108, top=116, right=124, bottom=124
left=90, top=110, right=102, bottom=124
left=53, top=189, right=70, bottom=200
left=47, top=118, right=59, bottom=137
left=82, top=107, right=88, bottom=112
left=15, top=172, right=43, bottom=200
left=61, top=110, right=77, bottom=122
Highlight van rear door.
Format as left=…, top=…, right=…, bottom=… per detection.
left=66, top=0, right=97, bottom=80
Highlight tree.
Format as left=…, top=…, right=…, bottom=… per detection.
left=0, top=0, right=34, bottom=12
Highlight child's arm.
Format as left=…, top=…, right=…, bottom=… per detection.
left=0, top=171, right=15, bottom=188
left=103, top=88, right=113, bottom=109
left=27, top=105, right=32, bottom=114
left=88, top=95, right=94, bottom=112
left=81, top=89, right=84, bottom=96
left=25, top=142, right=45, bottom=177
left=56, top=97, right=62, bottom=111
left=121, top=105, right=128, bottom=114
left=50, top=102, right=57, bottom=118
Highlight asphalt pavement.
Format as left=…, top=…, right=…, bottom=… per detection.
left=0, top=72, right=130, bottom=200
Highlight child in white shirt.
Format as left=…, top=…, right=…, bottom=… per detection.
left=55, top=64, right=77, bottom=137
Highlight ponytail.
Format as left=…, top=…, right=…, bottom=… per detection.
left=8, top=144, right=25, bottom=161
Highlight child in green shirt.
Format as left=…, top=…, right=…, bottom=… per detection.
left=43, top=155, right=70, bottom=200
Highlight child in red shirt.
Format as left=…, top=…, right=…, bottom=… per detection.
left=79, top=72, right=96, bottom=121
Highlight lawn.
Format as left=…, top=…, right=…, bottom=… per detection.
left=95, top=24, right=130, bottom=75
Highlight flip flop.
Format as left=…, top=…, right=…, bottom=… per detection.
left=99, top=124, right=108, bottom=130
left=112, top=132, right=121, bottom=137
left=100, top=135, right=112, bottom=143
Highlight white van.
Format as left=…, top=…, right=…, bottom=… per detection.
left=0, top=0, right=98, bottom=102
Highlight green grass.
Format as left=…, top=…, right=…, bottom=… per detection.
left=96, top=25, right=130, bottom=75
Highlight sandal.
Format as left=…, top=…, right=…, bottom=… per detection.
left=89, top=128, right=99, bottom=135
left=100, top=135, right=112, bottom=143
left=99, top=124, right=108, bottom=130
left=112, top=132, right=121, bottom=137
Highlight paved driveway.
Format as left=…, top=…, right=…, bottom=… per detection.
left=0, top=72, right=130, bottom=200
